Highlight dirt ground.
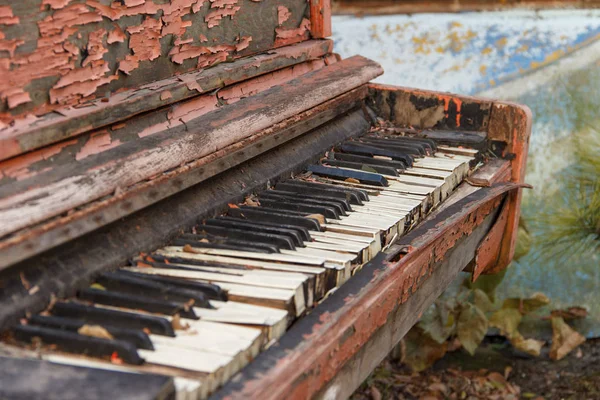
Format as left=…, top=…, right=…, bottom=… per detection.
left=352, top=337, right=600, bottom=400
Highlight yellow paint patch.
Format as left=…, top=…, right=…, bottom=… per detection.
left=481, top=47, right=492, bottom=55
left=480, top=65, right=487, bottom=75
left=496, top=37, right=508, bottom=48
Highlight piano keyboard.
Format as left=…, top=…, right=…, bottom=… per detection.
left=5, top=133, right=478, bottom=400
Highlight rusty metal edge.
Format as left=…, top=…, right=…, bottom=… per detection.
left=0, top=86, right=368, bottom=271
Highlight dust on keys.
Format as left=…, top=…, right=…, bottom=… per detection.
left=6, top=132, right=478, bottom=400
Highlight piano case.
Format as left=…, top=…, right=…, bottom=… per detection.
left=0, top=1, right=530, bottom=399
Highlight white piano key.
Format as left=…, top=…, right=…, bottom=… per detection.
left=153, top=250, right=327, bottom=276
left=161, top=246, right=326, bottom=267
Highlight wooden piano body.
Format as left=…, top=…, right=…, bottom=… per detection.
left=0, top=1, right=530, bottom=399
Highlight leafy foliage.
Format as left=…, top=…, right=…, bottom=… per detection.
left=456, top=303, right=488, bottom=355
left=402, top=279, right=584, bottom=371
left=529, top=108, right=600, bottom=262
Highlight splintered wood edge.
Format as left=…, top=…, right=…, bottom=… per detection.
left=0, top=40, right=333, bottom=162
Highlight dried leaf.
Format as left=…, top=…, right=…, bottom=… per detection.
left=487, top=372, right=507, bottom=390
left=171, top=314, right=190, bottom=331
left=244, top=196, right=260, bottom=207
left=369, top=385, right=382, bottom=400
left=550, top=306, right=588, bottom=320
left=418, top=301, right=457, bottom=344
left=306, top=213, right=326, bottom=225
left=90, top=283, right=106, bottom=290
left=78, top=324, right=114, bottom=340
left=361, top=165, right=378, bottom=174
left=345, top=178, right=360, bottom=184
left=550, top=316, right=585, bottom=361
left=489, top=308, right=522, bottom=340
left=402, top=328, right=448, bottom=372
left=473, top=289, right=494, bottom=313
left=456, top=303, right=488, bottom=355
left=464, top=269, right=506, bottom=302
left=502, top=292, right=550, bottom=314
left=510, top=333, right=544, bottom=356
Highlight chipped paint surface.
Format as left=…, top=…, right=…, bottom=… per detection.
left=332, top=10, right=600, bottom=94
left=0, top=53, right=337, bottom=185
left=0, top=39, right=333, bottom=162
left=0, top=0, right=313, bottom=121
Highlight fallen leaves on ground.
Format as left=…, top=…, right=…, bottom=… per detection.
left=550, top=316, right=586, bottom=361
left=352, top=359, right=521, bottom=400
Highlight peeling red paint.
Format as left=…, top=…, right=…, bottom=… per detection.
left=7, top=91, right=31, bottom=110
left=120, top=17, right=162, bottom=75
left=218, top=56, right=332, bottom=104
left=76, top=131, right=122, bottom=161
left=107, top=25, right=126, bottom=44
left=0, top=6, right=19, bottom=25
left=277, top=5, right=291, bottom=25
left=438, top=94, right=463, bottom=127
left=205, top=0, right=241, bottom=29
left=275, top=18, right=312, bottom=47
left=160, top=91, right=173, bottom=101
left=0, top=139, right=77, bottom=180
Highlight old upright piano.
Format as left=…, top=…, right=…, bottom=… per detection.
left=0, top=1, right=531, bottom=399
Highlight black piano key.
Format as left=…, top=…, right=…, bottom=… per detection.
left=13, top=325, right=144, bottom=365
left=258, top=197, right=339, bottom=219
left=260, top=191, right=347, bottom=216
left=340, top=142, right=414, bottom=167
left=321, top=159, right=399, bottom=176
left=122, top=269, right=228, bottom=301
left=307, top=164, right=388, bottom=187
left=216, top=216, right=311, bottom=241
left=268, top=189, right=352, bottom=212
left=275, top=181, right=363, bottom=205
left=228, top=206, right=322, bottom=231
left=370, top=135, right=438, bottom=151
left=356, top=138, right=424, bottom=157
left=286, top=180, right=370, bottom=202
left=199, top=224, right=295, bottom=250
left=204, top=218, right=304, bottom=247
left=171, top=238, right=273, bottom=253
left=28, top=314, right=154, bottom=350
left=331, top=152, right=406, bottom=171
left=96, top=271, right=212, bottom=309
left=52, top=302, right=176, bottom=337
left=178, top=233, right=280, bottom=253
left=78, top=288, right=198, bottom=320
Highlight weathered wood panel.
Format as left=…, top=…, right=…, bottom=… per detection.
left=310, top=0, right=332, bottom=38
left=0, top=56, right=382, bottom=239
left=0, top=0, right=315, bottom=121
left=0, top=40, right=333, bottom=161
left=367, top=83, right=492, bottom=132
